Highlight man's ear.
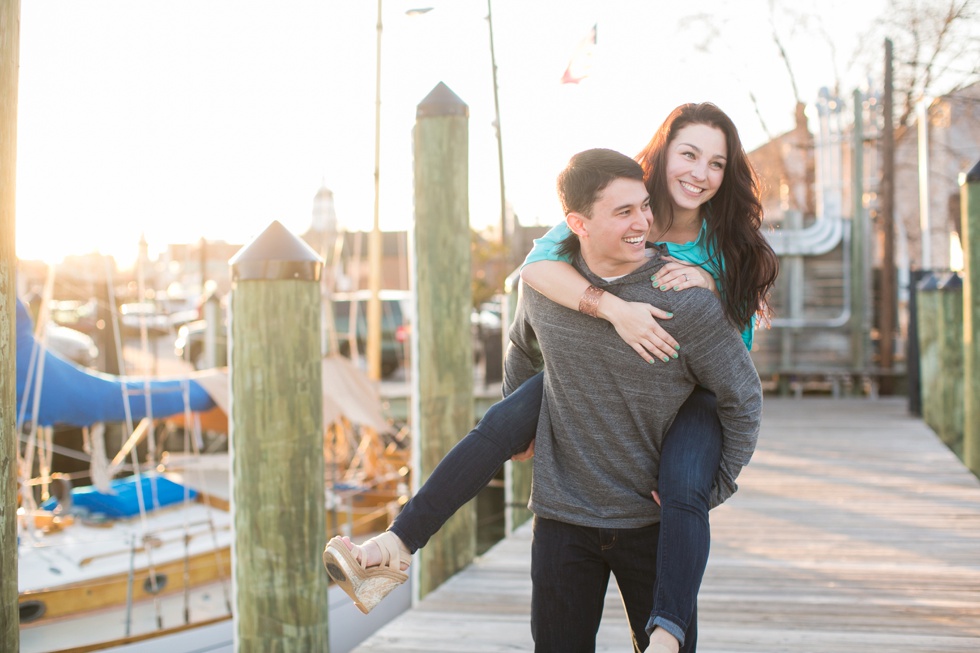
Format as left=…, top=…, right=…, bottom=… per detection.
left=566, top=212, right=588, bottom=238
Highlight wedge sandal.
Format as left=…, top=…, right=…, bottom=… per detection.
left=322, top=533, right=409, bottom=614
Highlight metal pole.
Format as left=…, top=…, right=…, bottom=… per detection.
left=487, top=0, right=508, bottom=256
left=880, top=38, right=897, bottom=391
left=917, top=98, right=931, bottom=269
left=367, top=0, right=384, bottom=381
left=851, top=89, right=866, bottom=375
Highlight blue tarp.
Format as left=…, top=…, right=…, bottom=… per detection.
left=15, top=298, right=215, bottom=427
left=43, top=474, right=197, bottom=518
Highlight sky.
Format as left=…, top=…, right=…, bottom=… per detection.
left=14, top=0, right=891, bottom=268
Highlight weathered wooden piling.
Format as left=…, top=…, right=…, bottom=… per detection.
left=918, top=269, right=966, bottom=457
left=916, top=273, right=941, bottom=436
left=937, top=273, right=964, bottom=455
left=962, top=160, right=980, bottom=477
left=1, top=1, right=20, bottom=649
left=228, top=222, right=328, bottom=651
left=410, top=82, right=475, bottom=599
left=502, top=271, right=533, bottom=533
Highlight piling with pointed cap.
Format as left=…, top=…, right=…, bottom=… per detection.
left=916, top=272, right=942, bottom=438
left=0, top=1, right=20, bottom=648
left=936, top=273, right=964, bottom=456
left=228, top=221, right=328, bottom=651
left=411, top=82, right=475, bottom=599
left=962, top=160, right=980, bottom=478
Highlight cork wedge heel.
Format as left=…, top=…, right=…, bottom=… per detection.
left=322, top=533, right=409, bottom=614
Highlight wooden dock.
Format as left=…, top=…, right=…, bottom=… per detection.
left=350, top=398, right=980, bottom=652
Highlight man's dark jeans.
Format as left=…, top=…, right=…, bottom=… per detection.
left=531, top=516, right=660, bottom=652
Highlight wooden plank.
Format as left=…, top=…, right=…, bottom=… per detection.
left=350, top=398, right=980, bottom=652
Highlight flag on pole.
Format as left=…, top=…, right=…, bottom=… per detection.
left=560, top=23, right=597, bottom=84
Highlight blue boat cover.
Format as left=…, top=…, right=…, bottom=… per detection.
left=44, top=474, right=197, bottom=519
left=15, top=298, right=215, bottom=427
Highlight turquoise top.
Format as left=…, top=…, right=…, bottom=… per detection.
left=522, top=221, right=754, bottom=350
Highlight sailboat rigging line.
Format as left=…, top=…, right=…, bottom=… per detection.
left=181, top=379, right=194, bottom=624
left=181, top=381, right=233, bottom=614
left=40, top=426, right=54, bottom=501
left=16, top=431, right=138, bottom=474
left=135, top=251, right=159, bottom=473
left=19, top=265, right=59, bottom=522
left=105, top=258, right=164, bottom=630
left=183, top=530, right=191, bottom=624
left=125, top=533, right=136, bottom=637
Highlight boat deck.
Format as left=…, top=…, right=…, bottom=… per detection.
left=350, top=397, right=980, bottom=652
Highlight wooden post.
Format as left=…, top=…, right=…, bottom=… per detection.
left=0, top=1, right=20, bottom=649
left=916, top=273, right=941, bottom=437
left=502, top=271, right=533, bottom=533
left=411, top=82, right=475, bottom=599
left=937, top=273, right=964, bottom=456
left=962, top=160, right=980, bottom=477
left=228, top=222, right=327, bottom=652
left=907, top=269, right=928, bottom=414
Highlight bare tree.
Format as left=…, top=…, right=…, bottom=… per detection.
left=768, top=0, right=805, bottom=106
left=862, top=0, right=980, bottom=129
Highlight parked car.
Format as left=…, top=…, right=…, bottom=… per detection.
left=48, top=299, right=99, bottom=335
left=44, top=323, right=99, bottom=368
left=174, top=291, right=411, bottom=377
left=120, top=302, right=172, bottom=337
left=328, top=290, right=410, bottom=379
left=471, top=299, right=504, bottom=383
left=174, top=320, right=227, bottom=369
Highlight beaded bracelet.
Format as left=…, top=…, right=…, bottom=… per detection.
left=578, top=284, right=605, bottom=318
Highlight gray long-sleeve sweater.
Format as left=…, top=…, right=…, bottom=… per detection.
left=504, top=247, right=762, bottom=528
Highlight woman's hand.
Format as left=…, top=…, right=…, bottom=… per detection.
left=602, top=296, right=679, bottom=363
left=651, top=256, right=719, bottom=297
left=511, top=438, right=535, bottom=462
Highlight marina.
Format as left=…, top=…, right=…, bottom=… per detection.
left=4, top=4, right=980, bottom=651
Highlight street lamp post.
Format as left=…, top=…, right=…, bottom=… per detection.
left=407, top=3, right=508, bottom=255
left=367, top=0, right=384, bottom=381
left=486, top=0, right=508, bottom=257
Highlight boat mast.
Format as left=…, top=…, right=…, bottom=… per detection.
left=366, top=0, right=384, bottom=381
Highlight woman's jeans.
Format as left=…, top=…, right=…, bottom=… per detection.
left=647, top=385, right=721, bottom=651
left=389, top=372, right=544, bottom=551
left=388, top=372, right=722, bottom=651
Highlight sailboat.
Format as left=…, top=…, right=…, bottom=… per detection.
left=15, top=292, right=410, bottom=652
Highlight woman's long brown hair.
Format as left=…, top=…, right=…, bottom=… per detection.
left=636, top=102, right=779, bottom=330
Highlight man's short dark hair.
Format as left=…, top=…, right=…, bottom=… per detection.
left=555, top=148, right=644, bottom=257
left=556, top=148, right=644, bottom=217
